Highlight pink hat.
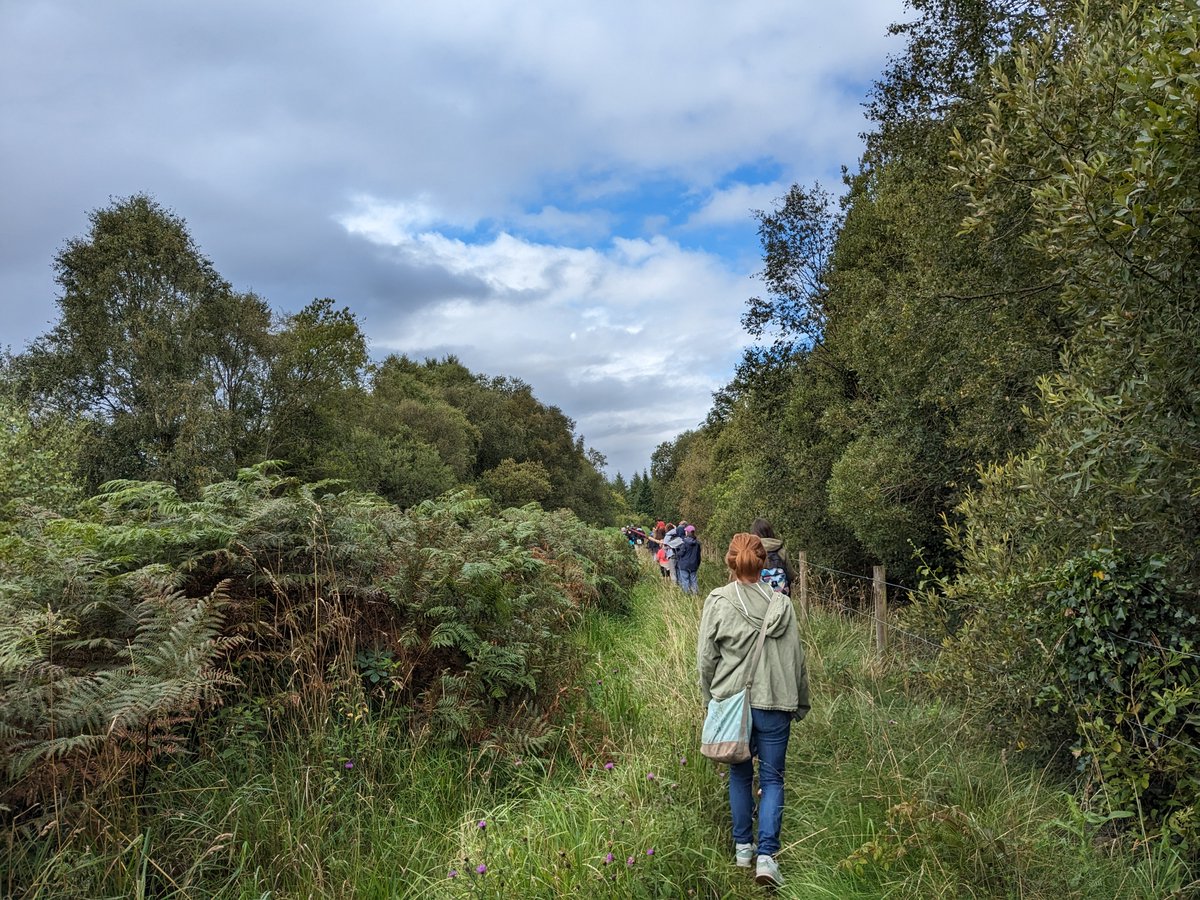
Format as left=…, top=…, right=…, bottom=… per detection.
left=685, top=525, right=695, bottom=533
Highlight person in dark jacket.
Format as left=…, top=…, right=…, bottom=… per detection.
left=675, top=524, right=701, bottom=594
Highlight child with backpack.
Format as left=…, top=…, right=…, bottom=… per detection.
left=751, top=518, right=794, bottom=594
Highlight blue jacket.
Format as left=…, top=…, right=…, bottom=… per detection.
left=676, top=535, right=701, bottom=573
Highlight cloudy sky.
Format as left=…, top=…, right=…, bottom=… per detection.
left=1, top=1, right=904, bottom=477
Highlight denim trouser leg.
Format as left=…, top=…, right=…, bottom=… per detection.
left=679, top=568, right=698, bottom=594
left=728, top=708, right=792, bottom=857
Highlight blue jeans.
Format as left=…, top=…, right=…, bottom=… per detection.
left=729, top=708, right=792, bottom=857
left=677, top=567, right=698, bottom=594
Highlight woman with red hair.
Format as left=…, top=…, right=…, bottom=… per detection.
left=696, top=533, right=810, bottom=888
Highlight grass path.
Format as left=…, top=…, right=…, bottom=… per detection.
left=413, top=568, right=1189, bottom=899
left=15, top=566, right=1193, bottom=898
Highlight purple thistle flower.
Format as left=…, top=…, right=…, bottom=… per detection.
left=626, top=856, right=635, bottom=866
left=476, top=863, right=487, bottom=875
left=679, top=756, right=687, bottom=765
left=604, top=761, right=614, bottom=770
left=646, top=772, right=655, bottom=781
left=646, top=848, right=655, bottom=856
left=604, top=852, right=614, bottom=864
left=448, top=870, right=458, bottom=879
left=477, top=819, right=487, bottom=830
left=344, top=761, right=353, bottom=769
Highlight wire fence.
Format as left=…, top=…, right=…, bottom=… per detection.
left=806, top=561, right=916, bottom=594
left=796, top=554, right=1200, bottom=758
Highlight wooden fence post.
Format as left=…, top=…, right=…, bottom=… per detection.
left=797, top=551, right=808, bottom=618
left=873, top=565, right=887, bottom=654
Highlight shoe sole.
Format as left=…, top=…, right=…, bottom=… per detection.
left=735, top=858, right=754, bottom=868
left=755, top=873, right=782, bottom=887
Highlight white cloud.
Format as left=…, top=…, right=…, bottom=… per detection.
left=686, top=182, right=792, bottom=229
left=336, top=195, right=449, bottom=244
left=339, top=195, right=750, bottom=474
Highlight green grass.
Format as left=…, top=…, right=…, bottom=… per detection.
left=7, top=567, right=1196, bottom=898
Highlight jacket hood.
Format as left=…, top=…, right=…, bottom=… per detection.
left=722, top=581, right=792, bottom=637
left=759, top=537, right=784, bottom=553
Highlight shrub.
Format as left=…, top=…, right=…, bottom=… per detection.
left=1039, top=550, right=1199, bottom=842
left=0, top=464, right=637, bottom=817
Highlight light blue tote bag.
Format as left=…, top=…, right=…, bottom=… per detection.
left=700, top=586, right=773, bottom=764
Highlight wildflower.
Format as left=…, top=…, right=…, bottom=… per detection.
left=604, top=852, right=614, bottom=865
left=596, top=679, right=603, bottom=685
left=626, top=856, right=635, bottom=866
left=646, top=848, right=655, bottom=856
left=604, top=761, right=614, bottom=771
left=679, top=756, right=687, bottom=765
left=448, top=870, right=458, bottom=879
left=476, top=863, right=487, bottom=875
left=344, top=761, right=353, bottom=769
left=477, top=819, right=487, bottom=830
left=646, top=772, right=655, bottom=781
left=1092, top=569, right=1107, bottom=580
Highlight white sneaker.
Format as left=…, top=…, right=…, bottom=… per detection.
left=755, top=854, right=783, bottom=887
left=734, top=842, right=756, bottom=867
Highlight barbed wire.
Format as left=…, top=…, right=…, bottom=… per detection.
left=811, top=589, right=949, bottom=655
left=804, top=562, right=917, bottom=595
left=1104, top=632, right=1200, bottom=662
left=1132, top=722, right=1200, bottom=757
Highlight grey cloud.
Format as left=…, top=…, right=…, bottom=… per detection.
left=1, top=0, right=905, bottom=472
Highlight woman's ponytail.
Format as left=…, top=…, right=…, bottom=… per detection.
left=725, top=533, right=767, bottom=581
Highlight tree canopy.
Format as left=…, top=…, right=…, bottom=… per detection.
left=9, top=195, right=615, bottom=524
left=642, top=0, right=1200, bottom=838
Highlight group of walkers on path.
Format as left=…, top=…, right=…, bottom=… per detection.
left=643, top=520, right=703, bottom=594
left=623, top=517, right=795, bottom=601
left=627, top=516, right=807, bottom=888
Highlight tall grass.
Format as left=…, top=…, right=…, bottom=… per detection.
left=7, top=562, right=1195, bottom=898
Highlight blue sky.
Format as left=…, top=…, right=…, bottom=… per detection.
left=0, top=0, right=906, bottom=477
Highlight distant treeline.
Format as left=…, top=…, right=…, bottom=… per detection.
left=635, top=0, right=1199, bottom=840
left=1, top=193, right=615, bottom=524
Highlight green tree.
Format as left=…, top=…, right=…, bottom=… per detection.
left=632, top=470, right=655, bottom=519
left=201, top=290, right=273, bottom=470
left=25, top=194, right=252, bottom=491
left=0, top=387, right=84, bottom=519
left=478, top=458, right=553, bottom=508
left=910, top=0, right=1200, bottom=835
left=263, top=298, right=368, bottom=480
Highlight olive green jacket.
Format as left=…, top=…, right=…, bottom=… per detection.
left=696, top=581, right=810, bottom=718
